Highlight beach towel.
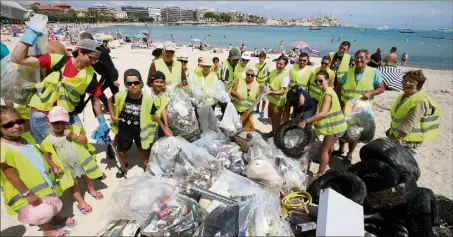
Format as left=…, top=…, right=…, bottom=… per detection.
left=378, top=66, right=404, bottom=91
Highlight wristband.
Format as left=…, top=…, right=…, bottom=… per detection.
left=21, top=190, right=31, bottom=197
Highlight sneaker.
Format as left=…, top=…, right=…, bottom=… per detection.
left=259, top=111, right=265, bottom=118
left=106, top=144, right=115, bottom=159
left=252, top=110, right=259, bottom=115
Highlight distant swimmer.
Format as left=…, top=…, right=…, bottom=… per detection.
left=224, top=35, right=227, bottom=38
left=338, top=37, right=340, bottom=41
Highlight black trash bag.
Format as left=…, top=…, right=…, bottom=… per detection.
left=193, top=204, right=240, bottom=237
left=406, top=188, right=440, bottom=237
left=360, top=138, right=420, bottom=182
left=364, top=177, right=418, bottom=214
left=435, top=195, right=453, bottom=229
left=274, top=119, right=314, bottom=158
left=307, top=170, right=367, bottom=205
left=365, top=217, right=409, bottom=237
left=348, top=159, right=401, bottom=192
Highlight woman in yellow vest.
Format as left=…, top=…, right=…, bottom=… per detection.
left=309, top=56, right=335, bottom=113
left=40, top=106, right=104, bottom=215
left=188, top=58, right=220, bottom=109
left=1, top=106, right=75, bottom=236
left=254, top=51, right=270, bottom=118
left=108, top=69, right=155, bottom=178
left=388, top=70, right=439, bottom=157
left=288, top=52, right=313, bottom=90
left=231, top=68, right=261, bottom=114
left=298, top=70, right=347, bottom=176
left=266, top=55, right=291, bottom=136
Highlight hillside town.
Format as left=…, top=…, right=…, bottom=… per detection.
left=13, top=2, right=342, bottom=27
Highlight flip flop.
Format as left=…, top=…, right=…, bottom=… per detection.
left=76, top=205, right=92, bottom=215
left=42, top=229, right=71, bottom=237
left=89, top=191, right=104, bottom=200
left=51, top=217, right=77, bottom=228
left=342, top=155, right=353, bottom=165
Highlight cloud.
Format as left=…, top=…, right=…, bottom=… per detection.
left=110, top=1, right=128, bottom=7
left=428, top=8, right=446, bottom=15
left=264, top=4, right=273, bottom=11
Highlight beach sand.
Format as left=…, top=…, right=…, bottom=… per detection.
left=1, top=35, right=452, bottom=236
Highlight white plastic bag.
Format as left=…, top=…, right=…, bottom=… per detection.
left=197, top=105, right=219, bottom=134
left=192, top=130, right=227, bottom=157
left=216, top=143, right=244, bottom=174
left=219, top=102, right=242, bottom=137
left=166, top=89, right=200, bottom=141
left=208, top=80, right=231, bottom=104
left=342, top=98, right=376, bottom=142
left=244, top=132, right=271, bottom=162
left=243, top=158, right=283, bottom=193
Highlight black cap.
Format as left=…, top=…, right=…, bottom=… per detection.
left=287, top=85, right=302, bottom=101
left=151, top=71, right=166, bottom=81
left=124, top=69, right=142, bottom=81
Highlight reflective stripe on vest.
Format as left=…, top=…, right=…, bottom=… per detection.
left=389, top=91, right=440, bottom=142
left=329, top=52, right=351, bottom=79
left=154, top=58, right=182, bottom=88
left=266, top=69, right=287, bottom=107
left=289, top=65, right=312, bottom=90
left=314, top=87, right=347, bottom=135
left=232, top=79, right=259, bottom=112
left=255, top=62, right=269, bottom=86
left=221, top=60, right=235, bottom=90
left=8, top=183, right=57, bottom=207
left=341, top=66, right=375, bottom=102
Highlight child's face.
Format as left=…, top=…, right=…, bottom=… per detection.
left=0, top=112, right=24, bottom=138
left=47, top=120, right=67, bottom=133
left=125, top=76, right=142, bottom=94
left=152, top=79, right=165, bottom=92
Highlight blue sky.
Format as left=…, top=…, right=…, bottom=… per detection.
left=20, top=1, right=453, bottom=30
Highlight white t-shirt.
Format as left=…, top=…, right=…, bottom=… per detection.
left=143, top=87, right=163, bottom=100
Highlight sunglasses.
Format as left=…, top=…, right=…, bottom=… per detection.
left=246, top=74, right=255, bottom=77
left=232, top=59, right=240, bottom=62
left=126, top=81, right=142, bottom=86
left=242, top=59, right=249, bottom=62
left=321, top=62, right=329, bottom=65
left=300, top=59, right=308, bottom=63
left=51, top=121, right=67, bottom=126
left=315, top=79, right=325, bottom=84
left=1, top=119, right=25, bottom=129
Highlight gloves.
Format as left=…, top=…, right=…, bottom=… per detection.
left=91, top=116, right=110, bottom=145
left=96, top=115, right=107, bottom=127
left=20, top=27, right=42, bottom=46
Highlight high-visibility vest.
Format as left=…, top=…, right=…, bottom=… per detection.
left=15, top=105, right=31, bottom=120
left=232, top=79, right=259, bottom=112
left=314, top=87, right=347, bottom=136
left=220, top=60, right=236, bottom=91
left=255, top=62, right=269, bottom=87
left=151, top=92, right=169, bottom=119
left=341, top=66, right=375, bottom=102
left=154, top=58, right=182, bottom=91
left=329, top=52, right=351, bottom=79
left=309, top=67, right=335, bottom=101
left=191, top=70, right=218, bottom=105
left=1, top=132, right=58, bottom=215
left=288, top=64, right=313, bottom=91
left=29, top=54, right=94, bottom=112
left=110, top=91, right=155, bottom=149
left=228, top=64, right=247, bottom=92
left=389, top=91, right=440, bottom=142
left=266, top=69, right=288, bottom=107
left=211, top=65, right=221, bottom=78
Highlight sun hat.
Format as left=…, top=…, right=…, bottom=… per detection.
left=73, top=39, right=100, bottom=53
left=241, top=52, right=252, bottom=60
left=177, top=52, right=188, bottom=61
left=154, top=43, right=163, bottom=49
left=199, top=58, right=213, bottom=67
left=163, top=41, right=176, bottom=51
left=48, top=106, right=70, bottom=123
left=228, top=48, right=241, bottom=60
left=18, top=196, right=62, bottom=225
left=151, top=71, right=166, bottom=81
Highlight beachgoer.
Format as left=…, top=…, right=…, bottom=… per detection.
left=189, top=35, right=193, bottom=47
left=254, top=51, right=270, bottom=117
left=219, top=48, right=242, bottom=119
left=334, top=49, right=386, bottom=164
left=266, top=55, right=290, bottom=136
left=211, top=56, right=222, bottom=78
left=101, top=40, right=110, bottom=54
left=231, top=68, right=260, bottom=114
left=235, top=52, right=252, bottom=81
left=298, top=70, right=347, bottom=176
left=279, top=40, right=284, bottom=54
left=329, top=41, right=352, bottom=88
left=11, top=36, right=105, bottom=144
left=387, top=70, right=439, bottom=158
left=1, top=106, right=74, bottom=237
left=171, top=34, right=175, bottom=43
left=368, top=48, right=382, bottom=68
left=147, top=71, right=172, bottom=142
left=240, top=43, right=247, bottom=54
left=151, top=45, right=163, bottom=62
left=228, top=44, right=232, bottom=50
left=176, top=52, right=192, bottom=78
left=189, top=58, right=219, bottom=108
left=147, top=41, right=187, bottom=93
left=40, top=106, right=103, bottom=215
left=401, top=52, right=408, bottom=66
left=282, top=84, right=314, bottom=122
left=288, top=52, right=313, bottom=90
left=107, top=69, right=155, bottom=178
left=309, top=56, right=335, bottom=113
left=383, top=46, right=398, bottom=66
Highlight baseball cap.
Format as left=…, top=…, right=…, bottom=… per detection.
left=177, top=52, right=188, bottom=61
left=229, top=48, right=241, bottom=60
left=48, top=106, right=70, bottom=123
left=163, top=41, right=176, bottom=51
left=151, top=71, right=166, bottom=81
left=241, top=52, right=252, bottom=60
left=154, top=43, right=163, bottom=49
left=18, top=197, right=62, bottom=225
left=74, top=39, right=100, bottom=53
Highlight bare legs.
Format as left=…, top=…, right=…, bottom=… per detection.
left=318, top=135, right=339, bottom=175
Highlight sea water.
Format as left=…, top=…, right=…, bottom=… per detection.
left=94, top=25, right=453, bottom=70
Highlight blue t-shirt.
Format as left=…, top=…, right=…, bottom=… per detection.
left=340, top=67, right=383, bottom=88
left=0, top=42, right=10, bottom=60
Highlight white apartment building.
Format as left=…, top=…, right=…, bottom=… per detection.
left=148, top=7, right=161, bottom=22
left=115, top=11, right=127, bottom=19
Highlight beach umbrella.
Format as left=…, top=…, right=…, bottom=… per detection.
left=304, top=46, right=320, bottom=56
left=0, top=1, right=30, bottom=20
left=133, top=33, right=146, bottom=38
left=192, top=38, right=201, bottom=42
left=99, top=34, right=114, bottom=41
left=378, top=66, right=404, bottom=91
left=141, top=30, right=150, bottom=35
left=292, top=41, right=308, bottom=49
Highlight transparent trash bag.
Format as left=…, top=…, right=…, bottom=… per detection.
left=342, top=98, right=376, bottom=143
left=244, top=158, right=283, bottom=193
left=219, top=102, right=242, bottom=137
left=199, top=169, right=262, bottom=215
left=215, top=143, right=244, bottom=174
left=193, top=204, right=240, bottom=236
left=148, top=136, right=222, bottom=189
left=192, top=130, right=228, bottom=157
left=283, top=128, right=307, bottom=149
left=166, top=89, right=200, bottom=142
left=197, top=105, right=219, bottom=134
left=208, top=80, right=231, bottom=104
left=244, top=132, right=272, bottom=162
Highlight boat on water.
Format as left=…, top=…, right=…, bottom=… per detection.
left=400, top=17, right=415, bottom=34
left=432, top=28, right=450, bottom=32
left=308, top=26, right=322, bottom=30
left=377, top=25, right=390, bottom=30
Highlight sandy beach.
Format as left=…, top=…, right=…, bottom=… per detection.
left=1, top=34, right=452, bottom=236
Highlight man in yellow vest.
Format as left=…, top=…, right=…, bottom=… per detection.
left=147, top=41, right=187, bottom=92
left=329, top=41, right=352, bottom=87
left=254, top=51, right=270, bottom=117
left=387, top=70, right=439, bottom=157
left=219, top=48, right=241, bottom=118
left=334, top=49, right=385, bottom=164
left=211, top=56, right=222, bottom=78
left=288, top=52, right=313, bottom=90
left=309, top=56, right=335, bottom=113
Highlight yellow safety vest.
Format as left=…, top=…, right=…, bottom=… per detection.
left=289, top=65, right=313, bottom=91
left=211, top=65, right=221, bottom=78
left=220, top=60, right=236, bottom=91
left=29, top=54, right=94, bottom=112
left=255, top=62, right=269, bottom=87
left=151, top=92, right=169, bottom=119
left=110, top=91, right=156, bottom=149
left=232, top=79, right=259, bottom=112
left=154, top=58, right=182, bottom=90
left=266, top=69, right=288, bottom=107
left=329, top=52, right=351, bottom=79
left=389, top=91, right=440, bottom=142
left=341, top=66, right=375, bottom=102
left=314, top=87, right=347, bottom=136
left=191, top=70, right=218, bottom=105
left=1, top=132, right=58, bottom=215
left=15, top=104, right=31, bottom=120
left=309, top=67, right=335, bottom=101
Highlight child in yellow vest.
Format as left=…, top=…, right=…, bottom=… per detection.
left=148, top=71, right=173, bottom=140
left=40, top=106, right=104, bottom=215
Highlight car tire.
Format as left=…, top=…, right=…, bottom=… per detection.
left=406, top=188, right=440, bottom=236
left=274, top=119, right=314, bottom=158
left=348, top=159, right=401, bottom=192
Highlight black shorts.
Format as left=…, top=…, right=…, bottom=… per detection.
left=117, top=128, right=142, bottom=152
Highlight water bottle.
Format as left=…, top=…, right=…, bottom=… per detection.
left=26, top=14, right=48, bottom=33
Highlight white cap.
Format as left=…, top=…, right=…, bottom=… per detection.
left=177, top=52, right=188, bottom=61
left=241, top=52, right=252, bottom=60
left=163, top=41, right=176, bottom=51
left=154, top=43, right=163, bottom=49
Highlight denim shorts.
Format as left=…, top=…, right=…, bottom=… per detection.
left=30, top=109, right=83, bottom=144
left=333, top=131, right=345, bottom=138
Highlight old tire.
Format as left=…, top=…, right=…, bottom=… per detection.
left=307, top=170, right=367, bottom=205
left=435, top=195, right=453, bottom=228
left=364, top=178, right=418, bottom=213
left=274, top=119, right=313, bottom=158
left=348, top=159, right=401, bottom=192
left=360, top=138, right=420, bottom=181
left=406, top=188, right=440, bottom=236
left=364, top=217, right=409, bottom=237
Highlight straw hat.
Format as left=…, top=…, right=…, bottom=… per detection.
left=18, top=196, right=62, bottom=225
left=199, top=58, right=213, bottom=67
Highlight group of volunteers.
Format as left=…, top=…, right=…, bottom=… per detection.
left=0, top=21, right=440, bottom=236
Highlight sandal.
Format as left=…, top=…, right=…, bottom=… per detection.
left=116, top=169, right=125, bottom=178
left=332, top=150, right=344, bottom=157
left=342, top=155, right=352, bottom=165
left=52, top=217, right=77, bottom=228
left=43, top=229, right=71, bottom=237
left=89, top=191, right=104, bottom=200
left=76, top=205, right=92, bottom=215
